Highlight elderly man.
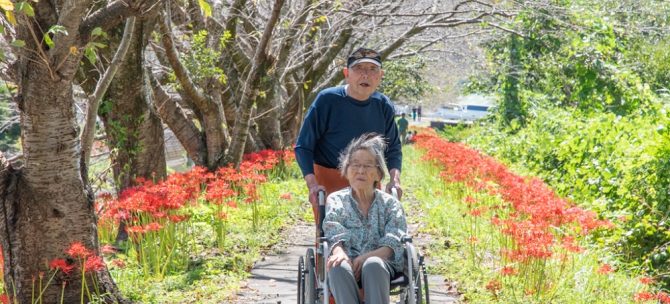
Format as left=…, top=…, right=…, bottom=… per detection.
left=295, top=48, right=403, bottom=217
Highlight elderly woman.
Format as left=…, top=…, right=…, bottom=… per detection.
left=323, top=133, right=408, bottom=304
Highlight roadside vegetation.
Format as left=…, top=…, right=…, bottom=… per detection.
left=458, top=0, right=670, bottom=292
left=405, top=130, right=665, bottom=303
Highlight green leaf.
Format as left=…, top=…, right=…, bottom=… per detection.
left=43, top=33, right=53, bottom=48
left=90, top=42, right=106, bottom=49
left=16, top=1, right=34, bottom=17
left=85, top=47, right=96, bottom=65
left=47, top=25, right=68, bottom=36
left=10, top=39, right=25, bottom=48
left=91, top=27, right=104, bottom=37
left=198, top=0, right=212, bottom=19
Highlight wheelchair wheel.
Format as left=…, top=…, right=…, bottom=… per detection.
left=297, top=256, right=305, bottom=304
left=415, top=272, right=423, bottom=304
left=420, top=258, right=430, bottom=304
left=304, top=248, right=317, bottom=304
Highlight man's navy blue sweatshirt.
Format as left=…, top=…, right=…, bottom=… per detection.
left=294, top=86, right=402, bottom=176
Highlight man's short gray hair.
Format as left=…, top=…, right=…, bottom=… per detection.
left=338, top=133, right=388, bottom=185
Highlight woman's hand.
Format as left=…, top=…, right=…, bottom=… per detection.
left=351, top=255, right=366, bottom=282
left=327, top=245, right=350, bottom=271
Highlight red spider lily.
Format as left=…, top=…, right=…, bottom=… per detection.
left=639, top=277, right=654, bottom=285
left=168, top=214, right=190, bottom=223
left=468, top=207, right=486, bottom=217
left=66, top=242, right=92, bottom=259
left=500, top=266, right=518, bottom=276
left=0, top=294, right=9, bottom=304
left=560, top=236, right=584, bottom=253
left=280, top=193, right=292, bottom=200
left=485, top=279, right=502, bottom=294
left=657, top=292, right=670, bottom=304
left=597, top=263, right=614, bottom=274
left=464, top=196, right=477, bottom=206
left=111, top=259, right=126, bottom=268
left=97, top=148, right=293, bottom=237
left=83, top=255, right=106, bottom=273
left=143, top=222, right=163, bottom=232
left=126, top=225, right=145, bottom=234
left=100, top=244, right=118, bottom=255
left=205, top=179, right=237, bottom=205
left=634, top=291, right=656, bottom=302
left=414, top=130, right=612, bottom=268
left=217, top=211, right=228, bottom=220
left=49, top=258, right=75, bottom=274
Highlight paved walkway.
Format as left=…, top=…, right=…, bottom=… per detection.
left=230, top=221, right=460, bottom=304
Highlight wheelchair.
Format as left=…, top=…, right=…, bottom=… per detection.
left=297, top=189, right=430, bottom=304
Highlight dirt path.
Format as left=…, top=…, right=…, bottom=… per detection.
left=230, top=217, right=461, bottom=303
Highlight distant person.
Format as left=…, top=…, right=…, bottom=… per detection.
left=411, top=107, right=417, bottom=121
left=397, top=113, right=409, bottom=145
left=294, top=47, right=404, bottom=219
left=417, top=105, right=422, bottom=121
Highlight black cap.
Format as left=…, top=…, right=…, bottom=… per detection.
left=347, top=48, right=382, bottom=68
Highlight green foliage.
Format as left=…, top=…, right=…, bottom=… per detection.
left=178, top=30, right=227, bottom=85
left=379, top=56, right=433, bottom=102
left=630, top=36, right=670, bottom=93
left=465, top=104, right=670, bottom=286
left=83, top=27, right=107, bottom=65
left=43, top=25, right=67, bottom=49
left=469, top=1, right=662, bottom=125
left=0, top=84, right=19, bottom=154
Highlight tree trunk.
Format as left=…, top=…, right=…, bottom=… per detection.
left=101, top=15, right=166, bottom=196
left=255, top=57, right=283, bottom=150
left=0, top=65, right=126, bottom=304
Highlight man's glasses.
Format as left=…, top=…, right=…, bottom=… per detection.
left=349, top=163, right=378, bottom=171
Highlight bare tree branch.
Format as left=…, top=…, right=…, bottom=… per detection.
left=81, top=17, right=136, bottom=167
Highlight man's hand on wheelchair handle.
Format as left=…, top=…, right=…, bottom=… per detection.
left=305, top=174, right=325, bottom=208
left=385, top=168, right=402, bottom=200
left=327, top=245, right=350, bottom=271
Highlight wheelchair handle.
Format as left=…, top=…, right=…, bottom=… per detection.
left=317, top=189, right=327, bottom=238
left=318, top=189, right=326, bottom=206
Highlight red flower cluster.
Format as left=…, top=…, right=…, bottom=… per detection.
left=97, top=149, right=292, bottom=238
left=597, top=263, right=614, bottom=275
left=49, top=242, right=106, bottom=275
left=414, top=130, right=612, bottom=265
left=49, top=258, right=75, bottom=275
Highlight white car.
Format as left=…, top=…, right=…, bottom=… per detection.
left=437, top=104, right=494, bottom=121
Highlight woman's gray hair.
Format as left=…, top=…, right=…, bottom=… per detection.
left=338, top=133, right=388, bottom=185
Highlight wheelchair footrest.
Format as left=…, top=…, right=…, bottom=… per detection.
left=389, top=274, right=409, bottom=290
